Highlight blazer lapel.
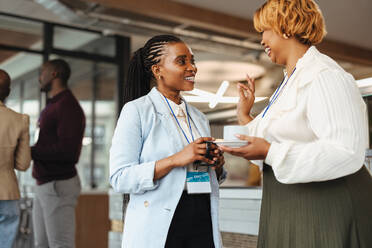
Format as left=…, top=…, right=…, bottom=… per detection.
left=148, top=88, right=185, bottom=153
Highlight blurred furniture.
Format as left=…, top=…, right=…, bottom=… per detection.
left=75, top=192, right=110, bottom=248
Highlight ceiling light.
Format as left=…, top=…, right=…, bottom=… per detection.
left=183, top=82, right=267, bottom=108
left=209, top=80, right=230, bottom=108
left=357, top=77, right=372, bottom=96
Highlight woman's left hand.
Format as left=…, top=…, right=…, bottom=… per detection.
left=219, top=135, right=271, bottom=160
left=211, top=148, right=225, bottom=176
left=212, top=149, right=225, bottom=171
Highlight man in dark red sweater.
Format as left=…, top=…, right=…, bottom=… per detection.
left=31, top=59, right=85, bottom=248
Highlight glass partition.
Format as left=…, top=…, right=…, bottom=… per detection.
left=0, top=13, right=128, bottom=192
left=53, top=27, right=116, bottom=57
left=0, top=15, right=42, bottom=51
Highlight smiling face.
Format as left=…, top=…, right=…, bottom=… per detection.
left=154, top=42, right=197, bottom=92
left=261, top=29, right=289, bottom=66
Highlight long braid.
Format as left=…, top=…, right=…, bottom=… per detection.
left=121, top=35, right=182, bottom=218
left=123, top=35, right=182, bottom=105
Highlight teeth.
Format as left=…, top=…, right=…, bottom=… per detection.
left=265, top=47, right=271, bottom=54
left=185, top=77, right=195, bottom=81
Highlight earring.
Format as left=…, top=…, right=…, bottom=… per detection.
left=158, top=75, right=161, bottom=80
left=283, top=33, right=289, bottom=39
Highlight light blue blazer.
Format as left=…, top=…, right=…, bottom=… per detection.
left=110, top=87, right=223, bottom=248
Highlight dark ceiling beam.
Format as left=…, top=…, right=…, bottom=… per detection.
left=80, top=0, right=257, bottom=37
left=317, top=39, right=372, bottom=66
left=81, top=0, right=372, bottom=66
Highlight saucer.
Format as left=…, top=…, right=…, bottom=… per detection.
left=214, top=139, right=248, bottom=148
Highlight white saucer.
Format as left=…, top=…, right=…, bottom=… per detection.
left=214, top=140, right=248, bottom=148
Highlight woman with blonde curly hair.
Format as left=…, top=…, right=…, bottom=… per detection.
left=220, top=0, right=372, bottom=247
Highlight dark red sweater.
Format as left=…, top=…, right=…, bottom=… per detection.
left=31, top=89, right=85, bottom=185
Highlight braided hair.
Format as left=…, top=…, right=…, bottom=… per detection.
left=121, top=35, right=182, bottom=214
left=123, top=35, right=182, bottom=105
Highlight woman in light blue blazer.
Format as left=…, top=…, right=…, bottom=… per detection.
left=110, top=35, right=226, bottom=248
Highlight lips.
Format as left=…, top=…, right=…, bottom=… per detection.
left=184, top=76, right=195, bottom=82
left=265, top=47, right=271, bottom=56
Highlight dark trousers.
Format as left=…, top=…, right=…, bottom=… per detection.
left=165, top=192, right=215, bottom=248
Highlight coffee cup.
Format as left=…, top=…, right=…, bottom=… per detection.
left=195, top=141, right=219, bottom=167
left=223, top=125, right=247, bottom=141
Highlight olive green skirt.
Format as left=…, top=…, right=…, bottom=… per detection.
left=257, top=164, right=372, bottom=248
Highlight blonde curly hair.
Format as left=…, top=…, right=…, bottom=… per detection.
left=254, top=0, right=327, bottom=45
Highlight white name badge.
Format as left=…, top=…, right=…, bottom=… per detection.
left=186, top=171, right=211, bottom=194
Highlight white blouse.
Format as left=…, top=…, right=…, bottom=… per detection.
left=165, top=98, right=201, bottom=146
left=164, top=98, right=207, bottom=172
left=246, top=46, right=368, bottom=184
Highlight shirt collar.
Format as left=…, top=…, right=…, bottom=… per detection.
left=47, top=89, right=70, bottom=104
left=283, top=46, right=319, bottom=75
left=166, top=98, right=187, bottom=117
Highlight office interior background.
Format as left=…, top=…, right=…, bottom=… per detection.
left=1, top=0, right=372, bottom=247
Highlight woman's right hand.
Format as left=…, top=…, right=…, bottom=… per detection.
left=237, top=75, right=255, bottom=125
left=171, top=137, right=216, bottom=168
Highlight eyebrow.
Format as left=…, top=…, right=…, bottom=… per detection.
left=175, top=55, right=187, bottom=59
left=175, top=54, right=194, bottom=60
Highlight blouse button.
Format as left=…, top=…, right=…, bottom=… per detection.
left=144, top=201, right=149, bottom=207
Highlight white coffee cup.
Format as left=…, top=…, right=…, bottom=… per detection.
left=223, top=125, right=247, bottom=141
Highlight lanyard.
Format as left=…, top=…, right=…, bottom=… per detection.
left=163, top=96, right=195, bottom=144
left=262, top=67, right=297, bottom=118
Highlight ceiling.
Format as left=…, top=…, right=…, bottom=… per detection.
left=173, top=0, right=372, bottom=51
left=0, top=0, right=371, bottom=117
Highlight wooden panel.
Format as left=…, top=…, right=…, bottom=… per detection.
left=81, top=0, right=372, bottom=65
left=81, top=0, right=257, bottom=38
left=221, top=232, right=258, bottom=248
left=75, top=193, right=110, bottom=248
left=318, top=39, right=372, bottom=66
left=0, top=28, right=41, bottom=63
left=0, top=28, right=40, bottom=48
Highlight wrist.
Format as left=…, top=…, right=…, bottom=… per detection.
left=263, top=141, right=271, bottom=158
left=238, top=114, right=253, bottom=125
left=168, top=155, right=179, bottom=169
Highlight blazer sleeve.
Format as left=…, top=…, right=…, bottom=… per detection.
left=14, top=114, right=31, bottom=171
left=265, top=70, right=367, bottom=183
left=109, top=102, right=159, bottom=194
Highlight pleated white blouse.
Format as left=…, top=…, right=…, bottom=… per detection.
left=246, top=46, right=368, bottom=184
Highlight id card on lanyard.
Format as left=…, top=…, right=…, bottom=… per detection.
left=163, top=95, right=211, bottom=194
left=186, top=171, right=211, bottom=194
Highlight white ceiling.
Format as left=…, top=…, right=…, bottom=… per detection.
left=173, top=0, right=372, bottom=50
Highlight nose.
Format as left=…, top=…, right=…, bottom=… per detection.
left=187, top=62, right=197, bottom=74
left=260, top=40, right=265, bottom=47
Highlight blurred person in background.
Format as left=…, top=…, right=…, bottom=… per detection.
left=0, top=69, right=31, bottom=248
left=31, top=59, right=85, bottom=248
